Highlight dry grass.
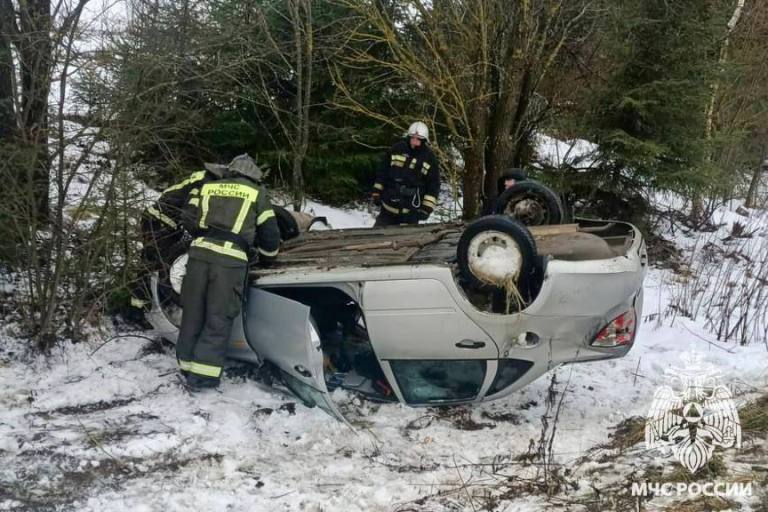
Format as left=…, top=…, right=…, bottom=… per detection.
left=667, top=212, right=768, bottom=346
left=661, top=454, right=728, bottom=483
left=670, top=495, right=739, bottom=512
left=604, top=416, right=646, bottom=451
left=739, top=394, right=768, bottom=437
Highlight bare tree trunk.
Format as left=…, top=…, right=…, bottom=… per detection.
left=290, top=0, right=311, bottom=211
left=463, top=144, right=485, bottom=219
left=486, top=66, right=534, bottom=197
left=484, top=86, right=516, bottom=200
left=291, top=0, right=302, bottom=210
left=464, top=88, right=489, bottom=218
left=16, top=0, right=52, bottom=223
left=301, top=0, right=312, bottom=206
left=692, top=0, right=745, bottom=223
left=36, top=0, right=89, bottom=349
left=0, top=0, right=16, bottom=140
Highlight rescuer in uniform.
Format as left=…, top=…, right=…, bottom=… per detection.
left=177, top=154, right=281, bottom=390
left=371, top=121, right=441, bottom=226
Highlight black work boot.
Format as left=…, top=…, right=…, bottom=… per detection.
left=185, top=373, right=221, bottom=391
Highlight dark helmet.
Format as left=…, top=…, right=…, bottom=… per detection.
left=497, top=167, right=527, bottom=193
left=202, top=162, right=229, bottom=178
left=227, top=154, right=264, bottom=182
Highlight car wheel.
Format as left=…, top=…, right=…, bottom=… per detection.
left=274, top=205, right=301, bottom=241
left=457, top=216, right=542, bottom=308
left=155, top=252, right=188, bottom=328
left=168, top=252, right=188, bottom=297
left=493, top=180, right=564, bottom=226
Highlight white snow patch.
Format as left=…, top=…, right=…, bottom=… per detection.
left=302, top=198, right=376, bottom=229
left=534, top=133, right=599, bottom=169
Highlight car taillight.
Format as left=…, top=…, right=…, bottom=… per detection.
left=591, top=309, right=636, bottom=347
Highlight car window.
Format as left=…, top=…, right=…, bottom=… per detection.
left=487, top=359, right=534, bottom=396
left=389, top=360, right=486, bottom=404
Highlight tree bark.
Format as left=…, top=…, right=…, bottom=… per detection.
left=485, top=65, right=534, bottom=198
left=291, top=0, right=311, bottom=211
left=16, top=0, right=52, bottom=222
left=463, top=144, right=485, bottom=219
left=484, top=86, right=516, bottom=200
left=694, top=0, right=746, bottom=223
left=0, top=0, right=17, bottom=140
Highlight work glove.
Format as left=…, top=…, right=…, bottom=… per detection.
left=416, top=206, right=432, bottom=221
left=257, top=242, right=280, bottom=267
left=179, top=229, right=193, bottom=245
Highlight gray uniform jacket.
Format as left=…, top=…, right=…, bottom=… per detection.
left=182, top=175, right=281, bottom=266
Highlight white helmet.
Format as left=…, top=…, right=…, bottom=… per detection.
left=407, top=121, right=429, bottom=142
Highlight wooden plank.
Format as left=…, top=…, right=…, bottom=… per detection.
left=283, top=226, right=457, bottom=254
left=528, top=223, right=579, bottom=237
left=283, top=222, right=462, bottom=246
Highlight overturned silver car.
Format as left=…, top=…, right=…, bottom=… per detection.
left=146, top=215, right=647, bottom=420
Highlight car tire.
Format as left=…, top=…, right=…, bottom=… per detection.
left=274, top=205, right=301, bottom=241
left=457, top=216, right=542, bottom=308
left=159, top=242, right=189, bottom=305
left=493, top=180, right=564, bottom=226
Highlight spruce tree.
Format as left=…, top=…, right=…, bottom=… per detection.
left=590, top=0, right=734, bottom=195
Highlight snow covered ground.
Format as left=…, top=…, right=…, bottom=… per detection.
left=2, top=197, right=767, bottom=511
left=652, top=193, right=768, bottom=348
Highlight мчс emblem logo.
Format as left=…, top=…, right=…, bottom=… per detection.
left=645, top=352, right=741, bottom=473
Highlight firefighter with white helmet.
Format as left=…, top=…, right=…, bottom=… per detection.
left=371, top=121, right=440, bottom=226
left=408, top=121, right=429, bottom=142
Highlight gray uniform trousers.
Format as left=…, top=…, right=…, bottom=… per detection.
left=176, top=255, right=245, bottom=377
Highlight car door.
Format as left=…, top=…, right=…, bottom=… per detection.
left=244, top=288, right=348, bottom=422
left=362, top=278, right=499, bottom=405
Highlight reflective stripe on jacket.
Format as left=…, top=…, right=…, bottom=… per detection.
left=145, top=170, right=211, bottom=228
